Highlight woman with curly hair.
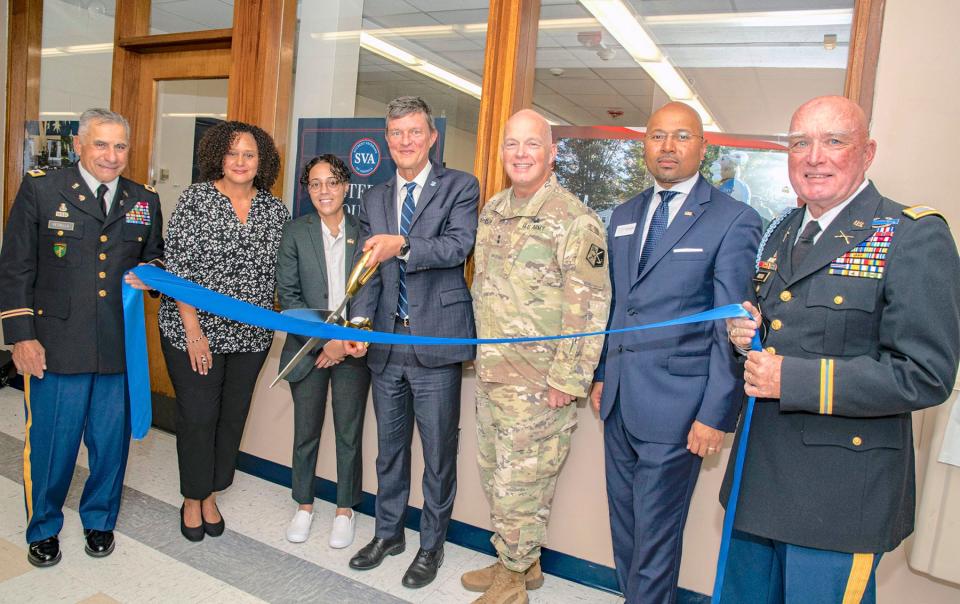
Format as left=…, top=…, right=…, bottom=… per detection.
left=158, top=121, right=289, bottom=542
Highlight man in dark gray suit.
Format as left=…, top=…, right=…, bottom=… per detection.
left=344, top=96, right=479, bottom=589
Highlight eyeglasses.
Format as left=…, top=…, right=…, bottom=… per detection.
left=225, top=151, right=258, bottom=161
left=387, top=128, right=427, bottom=141
left=307, top=179, right=344, bottom=191
left=646, top=131, right=703, bottom=145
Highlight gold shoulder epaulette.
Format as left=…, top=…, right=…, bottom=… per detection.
left=144, top=184, right=158, bottom=194
left=27, top=169, right=45, bottom=177
left=903, top=205, right=945, bottom=221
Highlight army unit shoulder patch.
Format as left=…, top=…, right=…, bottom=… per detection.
left=586, top=243, right=605, bottom=268
left=902, top=205, right=945, bottom=221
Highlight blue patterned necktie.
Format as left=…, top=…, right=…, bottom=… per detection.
left=397, top=181, right=417, bottom=320
left=637, top=189, right=680, bottom=276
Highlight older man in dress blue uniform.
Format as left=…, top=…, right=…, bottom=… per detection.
left=0, top=108, right=163, bottom=567
left=724, top=95, right=960, bottom=603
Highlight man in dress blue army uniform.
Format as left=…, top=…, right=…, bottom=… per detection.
left=0, top=108, right=163, bottom=567
left=724, top=95, right=960, bottom=602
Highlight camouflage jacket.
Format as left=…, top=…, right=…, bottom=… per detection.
left=472, top=174, right=611, bottom=397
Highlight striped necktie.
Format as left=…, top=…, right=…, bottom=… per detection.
left=638, top=189, right=680, bottom=276
left=397, top=181, right=416, bottom=320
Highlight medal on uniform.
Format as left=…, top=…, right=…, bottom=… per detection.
left=71, top=182, right=80, bottom=190
left=53, top=242, right=67, bottom=257
left=78, top=194, right=86, bottom=201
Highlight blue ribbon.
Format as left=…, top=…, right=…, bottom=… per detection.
left=121, top=264, right=756, bottom=598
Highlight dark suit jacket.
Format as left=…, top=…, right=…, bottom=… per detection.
left=276, top=212, right=362, bottom=383
left=0, top=166, right=164, bottom=374
left=352, top=162, right=479, bottom=371
left=596, top=175, right=762, bottom=443
left=721, top=183, right=960, bottom=553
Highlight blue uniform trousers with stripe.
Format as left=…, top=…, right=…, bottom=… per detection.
left=720, top=529, right=881, bottom=604
left=22, top=372, right=130, bottom=543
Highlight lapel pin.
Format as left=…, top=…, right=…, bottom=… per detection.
left=853, top=219, right=865, bottom=228
left=58, top=203, right=67, bottom=212
left=835, top=231, right=853, bottom=244
left=683, top=211, right=694, bottom=216
left=430, top=181, right=437, bottom=187
left=347, top=238, right=355, bottom=244
left=71, top=183, right=80, bottom=190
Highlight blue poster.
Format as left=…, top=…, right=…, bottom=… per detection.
left=293, top=117, right=446, bottom=219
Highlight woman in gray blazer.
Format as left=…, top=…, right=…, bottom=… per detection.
left=276, top=155, right=371, bottom=548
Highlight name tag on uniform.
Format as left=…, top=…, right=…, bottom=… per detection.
left=615, top=223, right=636, bottom=237
left=48, top=220, right=74, bottom=231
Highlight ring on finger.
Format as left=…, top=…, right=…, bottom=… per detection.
left=200, top=356, right=208, bottom=364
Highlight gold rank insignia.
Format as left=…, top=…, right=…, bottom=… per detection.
left=903, top=205, right=945, bottom=220
left=71, top=182, right=81, bottom=189
left=28, top=168, right=46, bottom=177
left=144, top=184, right=158, bottom=193
left=78, top=194, right=86, bottom=201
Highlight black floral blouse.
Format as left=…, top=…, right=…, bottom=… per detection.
left=159, top=181, right=290, bottom=353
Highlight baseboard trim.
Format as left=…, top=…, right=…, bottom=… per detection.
left=236, top=451, right=710, bottom=603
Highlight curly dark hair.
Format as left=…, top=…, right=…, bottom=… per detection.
left=299, top=154, right=351, bottom=188
left=197, top=121, right=281, bottom=190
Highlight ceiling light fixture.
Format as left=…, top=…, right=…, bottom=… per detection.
left=578, top=0, right=720, bottom=130
left=359, top=31, right=481, bottom=99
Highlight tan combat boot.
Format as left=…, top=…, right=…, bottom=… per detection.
left=471, top=563, right=528, bottom=604
left=462, top=559, right=544, bottom=592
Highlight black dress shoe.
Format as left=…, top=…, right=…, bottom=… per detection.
left=180, top=505, right=205, bottom=542
left=27, top=535, right=61, bottom=567
left=348, top=536, right=405, bottom=570
left=202, top=503, right=225, bottom=537
left=402, top=547, right=444, bottom=589
left=83, top=529, right=115, bottom=558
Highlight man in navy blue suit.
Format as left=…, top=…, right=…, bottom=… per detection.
left=590, top=102, right=762, bottom=603
left=343, top=96, right=478, bottom=589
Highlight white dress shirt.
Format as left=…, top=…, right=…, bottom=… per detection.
left=321, top=216, right=346, bottom=311
left=638, top=172, right=699, bottom=258
left=796, top=179, right=869, bottom=244
left=77, top=163, right=119, bottom=214
left=395, top=162, right=432, bottom=227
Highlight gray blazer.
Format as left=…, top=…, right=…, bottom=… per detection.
left=276, top=212, right=361, bottom=382
left=351, top=162, right=479, bottom=371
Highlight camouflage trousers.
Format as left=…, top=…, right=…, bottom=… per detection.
left=475, top=379, right=577, bottom=572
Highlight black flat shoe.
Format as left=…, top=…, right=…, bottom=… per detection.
left=180, top=504, right=205, bottom=542
left=402, top=547, right=443, bottom=589
left=83, top=529, right=115, bottom=558
left=28, top=535, right=61, bottom=567
left=348, top=536, right=405, bottom=570
left=202, top=503, right=225, bottom=537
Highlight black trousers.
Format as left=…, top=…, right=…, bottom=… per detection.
left=161, top=336, right=269, bottom=499
left=289, top=358, right=371, bottom=508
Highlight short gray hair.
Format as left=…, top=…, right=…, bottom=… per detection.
left=386, top=96, right=436, bottom=132
left=78, top=108, right=130, bottom=140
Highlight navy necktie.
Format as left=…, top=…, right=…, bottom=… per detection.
left=97, top=184, right=109, bottom=217
left=397, top=182, right=416, bottom=320
left=637, top=189, right=680, bottom=276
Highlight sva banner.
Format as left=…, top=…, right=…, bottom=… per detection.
left=292, top=117, right=447, bottom=219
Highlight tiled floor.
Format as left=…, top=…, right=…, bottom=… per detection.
left=0, top=386, right=622, bottom=603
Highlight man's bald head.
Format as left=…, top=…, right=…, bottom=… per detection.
left=643, top=102, right=707, bottom=187
left=501, top=109, right=558, bottom=198
left=787, top=95, right=876, bottom=215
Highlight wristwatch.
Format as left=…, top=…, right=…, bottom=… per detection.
left=399, top=236, right=410, bottom=256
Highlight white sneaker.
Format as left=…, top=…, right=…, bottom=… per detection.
left=286, top=510, right=313, bottom=543
left=328, top=512, right=356, bottom=549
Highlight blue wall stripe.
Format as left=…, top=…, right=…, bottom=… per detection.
left=236, top=450, right=710, bottom=603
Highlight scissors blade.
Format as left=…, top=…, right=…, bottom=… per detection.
left=270, top=336, right=319, bottom=388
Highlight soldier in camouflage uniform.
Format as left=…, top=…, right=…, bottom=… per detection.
left=462, top=109, right=611, bottom=604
